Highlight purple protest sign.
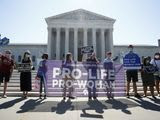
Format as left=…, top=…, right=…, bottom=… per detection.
left=34, top=60, right=125, bottom=97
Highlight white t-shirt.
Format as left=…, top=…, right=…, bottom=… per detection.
left=150, top=59, right=160, bottom=70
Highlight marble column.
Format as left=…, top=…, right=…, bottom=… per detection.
left=74, top=28, right=78, bottom=61
left=108, top=28, right=114, bottom=56
left=83, top=28, right=88, bottom=46
left=47, top=27, right=52, bottom=59
left=92, top=28, right=96, bottom=54
left=101, top=29, right=105, bottom=60
left=56, top=27, right=60, bottom=60
left=65, top=28, right=69, bottom=55
left=82, top=28, right=88, bottom=61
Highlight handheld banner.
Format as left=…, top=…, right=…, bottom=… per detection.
left=17, top=63, right=32, bottom=72
left=81, top=46, right=94, bottom=54
left=123, top=52, right=141, bottom=70
left=33, top=60, right=125, bottom=97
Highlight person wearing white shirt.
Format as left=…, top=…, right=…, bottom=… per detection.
left=150, top=52, right=160, bottom=97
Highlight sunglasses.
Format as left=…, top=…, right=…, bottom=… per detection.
left=6, top=53, right=11, bottom=54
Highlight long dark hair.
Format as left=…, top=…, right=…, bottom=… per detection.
left=23, top=51, right=31, bottom=62
left=66, top=53, right=72, bottom=62
left=42, top=53, right=48, bottom=59
left=154, top=52, right=160, bottom=60
left=143, top=56, right=151, bottom=66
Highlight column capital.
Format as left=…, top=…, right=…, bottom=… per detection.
left=47, top=27, right=52, bottom=31
left=92, top=28, right=96, bottom=31
left=101, top=28, right=105, bottom=32
left=56, top=27, right=61, bottom=31
left=83, top=28, right=88, bottom=32
left=109, top=28, right=114, bottom=32
left=65, top=28, right=69, bottom=33
left=74, top=27, right=78, bottom=31
left=65, top=27, right=70, bottom=30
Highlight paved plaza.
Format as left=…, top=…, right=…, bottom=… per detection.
left=0, top=97, right=160, bottom=120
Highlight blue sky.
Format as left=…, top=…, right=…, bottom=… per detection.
left=0, top=0, right=160, bottom=45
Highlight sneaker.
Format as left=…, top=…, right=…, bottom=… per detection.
left=143, top=95, right=147, bottom=97
left=134, top=93, right=141, bottom=98
left=63, top=97, right=66, bottom=100
left=93, top=96, right=97, bottom=100
left=24, top=95, right=28, bottom=99
left=88, top=97, right=92, bottom=101
left=152, top=95, right=157, bottom=99
left=39, top=95, right=42, bottom=99
left=68, top=96, right=75, bottom=99
left=110, top=95, right=114, bottom=99
left=44, top=95, right=47, bottom=99
left=2, top=94, right=7, bottom=98
left=126, top=93, right=130, bottom=98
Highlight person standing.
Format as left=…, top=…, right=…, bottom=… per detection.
left=86, top=52, right=99, bottom=100
left=150, top=52, right=160, bottom=97
left=62, top=52, right=75, bottom=100
left=125, top=45, right=141, bottom=98
left=0, top=52, right=3, bottom=86
left=141, top=56, right=156, bottom=98
left=103, top=51, right=115, bottom=99
left=0, top=50, right=14, bottom=98
left=20, top=51, right=32, bottom=98
left=35, top=53, right=48, bottom=99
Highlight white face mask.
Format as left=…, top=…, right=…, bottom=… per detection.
left=155, top=55, right=159, bottom=59
left=25, top=54, right=30, bottom=58
left=129, top=48, right=133, bottom=52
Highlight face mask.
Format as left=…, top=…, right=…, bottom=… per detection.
left=155, top=55, right=159, bottom=59
left=26, top=54, right=30, bottom=58
left=5, top=54, right=11, bottom=58
left=129, top=48, right=133, bottom=52
left=146, top=60, right=150, bottom=64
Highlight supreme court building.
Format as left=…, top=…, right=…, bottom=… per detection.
left=46, top=9, right=116, bottom=61
left=1, top=9, right=159, bottom=67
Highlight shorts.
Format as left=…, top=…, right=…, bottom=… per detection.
left=0, top=72, right=11, bottom=83
left=154, top=76, right=160, bottom=81
left=141, top=73, right=155, bottom=87
left=126, top=70, right=138, bottom=82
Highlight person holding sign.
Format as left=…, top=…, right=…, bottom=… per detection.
left=123, top=45, right=141, bottom=98
left=20, top=51, right=32, bottom=98
left=0, top=50, right=14, bottom=98
left=0, top=52, right=3, bottom=86
left=141, top=56, right=156, bottom=98
left=150, top=52, right=160, bottom=97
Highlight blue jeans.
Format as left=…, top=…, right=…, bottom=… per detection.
left=88, top=79, right=97, bottom=98
left=39, top=75, right=47, bottom=95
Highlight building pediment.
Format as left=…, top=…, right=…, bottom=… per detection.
left=46, top=9, right=116, bottom=23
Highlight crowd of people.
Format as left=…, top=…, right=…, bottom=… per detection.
left=0, top=44, right=160, bottom=100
